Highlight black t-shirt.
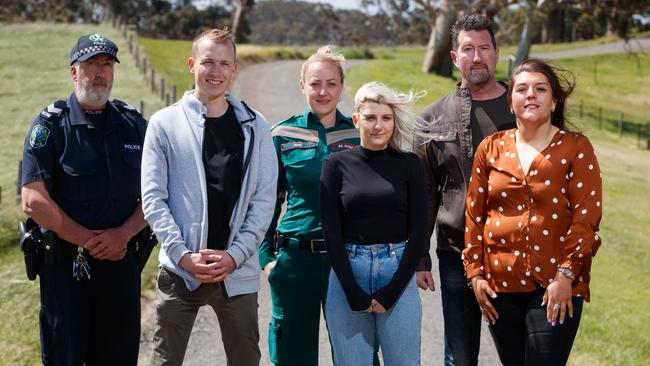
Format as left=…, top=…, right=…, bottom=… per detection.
left=320, top=146, right=426, bottom=311
left=202, top=105, right=244, bottom=250
left=470, top=91, right=517, bottom=151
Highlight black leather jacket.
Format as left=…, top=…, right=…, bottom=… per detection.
left=417, top=82, right=514, bottom=271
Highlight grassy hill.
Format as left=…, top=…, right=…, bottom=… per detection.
left=0, top=22, right=164, bottom=365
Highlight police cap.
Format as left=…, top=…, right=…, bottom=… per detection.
left=70, top=33, right=120, bottom=65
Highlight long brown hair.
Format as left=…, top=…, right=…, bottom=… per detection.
left=508, top=58, right=576, bottom=129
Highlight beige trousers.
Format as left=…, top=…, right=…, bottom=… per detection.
left=151, top=267, right=260, bottom=366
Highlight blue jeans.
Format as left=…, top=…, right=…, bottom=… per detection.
left=325, top=242, right=421, bottom=366
left=438, top=249, right=481, bottom=366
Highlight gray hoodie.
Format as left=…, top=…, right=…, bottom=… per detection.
left=141, top=91, right=278, bottom=295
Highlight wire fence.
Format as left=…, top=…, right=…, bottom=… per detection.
left=568, top=100, right=650, bottom=149
left=110, top=15, right=186, bottom=116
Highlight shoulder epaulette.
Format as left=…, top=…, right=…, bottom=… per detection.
left=270, top=115, right=300, bottom=131
left=39, top=100, right=67, bottom=122
left=112, top=98, right=137, bottom=111
left=112, top=99, right=146, bottom=124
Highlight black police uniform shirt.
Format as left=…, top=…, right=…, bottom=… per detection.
left=22, top=93, right=147, bottom=230
left=202, top=104, right=244, bottom=250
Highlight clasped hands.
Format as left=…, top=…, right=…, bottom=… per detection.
left=180, top=249, right=236, bottom=283
left=365, top=299, right=386, bottom=314
left=82, top=227, right=130, bottom=261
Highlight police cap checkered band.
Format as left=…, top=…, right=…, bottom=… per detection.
left=70, top=34, right=120, bottom=65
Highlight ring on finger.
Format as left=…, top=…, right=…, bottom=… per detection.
left=552, top=303, right=561, bottom=311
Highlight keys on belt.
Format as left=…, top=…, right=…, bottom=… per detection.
left=276, top=234, right=327, bottom=253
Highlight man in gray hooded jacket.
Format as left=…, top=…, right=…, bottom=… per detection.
left=141, top=28, right=277, bottom=366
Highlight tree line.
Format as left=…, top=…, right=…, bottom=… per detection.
left=2, top=0, right=648, bottom=77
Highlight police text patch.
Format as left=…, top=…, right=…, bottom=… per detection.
left=29, top=124, right=50, bottom=148
left=124, top=144, right=141, bottom=150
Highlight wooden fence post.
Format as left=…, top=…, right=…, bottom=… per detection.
left=161, top=78, right=165, bottom=101
left=151, top=69, right=155, bottom=93
left=618, top=112, right=624, bottom=137
left=579, top=100, right=583, bottom=120
left=507, top=55, right=515, bottom=77
left=16, top=159, right=22, bottom=204
left=598, top=107, right=602, bottom=130
left=143, top=57, right=147, bottom=76
left=140, top=100, right=145, bottom=115
left=172, top=85, right=177, bottom=103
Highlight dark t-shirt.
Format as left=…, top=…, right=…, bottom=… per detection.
left=320, top=146, right=426, bottom=311
left=470, top=91, right=516, bottom=151
left=202, top=105, right=244, bottom=250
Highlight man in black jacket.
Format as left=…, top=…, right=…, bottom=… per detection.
left=417, top=14, right=516, bottom=366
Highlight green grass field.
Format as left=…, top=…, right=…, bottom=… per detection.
left=0, top=22, right=163, bottom=364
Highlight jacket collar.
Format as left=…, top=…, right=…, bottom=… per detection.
left=67, top=92, right=125, bottom=127
left=181, top=90, right=256, bottom=127
left=454, top=80, right=509, bottom=98
left=302, top=108, right=353, bottom=129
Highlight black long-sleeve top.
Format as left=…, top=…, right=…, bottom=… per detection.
left=320, top=146, right=426, bottom=311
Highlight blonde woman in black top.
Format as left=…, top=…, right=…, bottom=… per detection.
left=320, top=81, right=429, bottom=365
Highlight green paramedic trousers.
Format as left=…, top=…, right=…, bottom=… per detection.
left=266, top=247, right=381, bottom=365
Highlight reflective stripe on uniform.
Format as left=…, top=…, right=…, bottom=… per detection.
left=271, top=125, right=319, bottom=141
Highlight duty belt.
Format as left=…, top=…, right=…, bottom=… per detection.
left=276, top=234, right=327, bottom=253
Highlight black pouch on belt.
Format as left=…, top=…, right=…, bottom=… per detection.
left=18, top=218, right=44, bottom=280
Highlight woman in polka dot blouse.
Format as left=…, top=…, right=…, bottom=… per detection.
left=463, top=58, right=602, bottom=366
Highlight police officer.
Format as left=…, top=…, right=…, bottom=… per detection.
left=259, top=46, right=361, bottom=366
left=21, top=33, right=147, bottom=366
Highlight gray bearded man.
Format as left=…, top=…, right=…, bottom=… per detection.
left=21, top=33, right=148, bottom=365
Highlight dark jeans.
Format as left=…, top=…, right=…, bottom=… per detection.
left=39, top=254, right=140, bottom=366
left=489, top=288, right=583, bottom=366
left=437, top=250, right=481, bottom=366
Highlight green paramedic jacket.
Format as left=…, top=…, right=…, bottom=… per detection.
left=259, top=108, right=360, bottom=269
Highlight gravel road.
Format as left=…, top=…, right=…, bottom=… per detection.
left=138, top=60, right=499, bottom=366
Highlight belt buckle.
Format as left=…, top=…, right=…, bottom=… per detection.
left=310, top=240, right=327, bottom=254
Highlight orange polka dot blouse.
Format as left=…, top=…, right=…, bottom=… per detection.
left=463, top=129, right=602, bottom=301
